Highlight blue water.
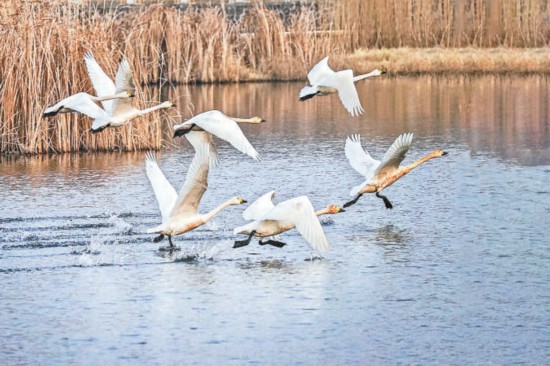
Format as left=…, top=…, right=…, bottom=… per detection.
left=1, top=76, right=549, bottom=364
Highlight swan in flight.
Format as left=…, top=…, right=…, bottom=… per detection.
left=299, top=56, right=386, bottom=116
left=173, top=110, right=265, bottom=162
left=43, top=52, right=135, bottom=117
left=84, top=54, right=175, bottom=133
left=145, top=145, right=247, bottom=250
left=233, top=191, right=344, bottom=252
left=343, top=133, right=448, bottom=209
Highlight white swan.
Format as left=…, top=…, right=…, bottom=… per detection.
left=43, top=52, right=135, bottom=117
left=84, top=55, right=175, bottom=133
left=145, top=144, right=247, bottom=249
left=233, top=191, right=344, bottom=252
left=173, top=110, right=265, bottom=162
left=299, top=56, right=386, bottom=116
left=343, top=133, right=448, bottom=209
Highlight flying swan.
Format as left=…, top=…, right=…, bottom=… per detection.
left=43, top=53, right=134, bottom=117
left=299, top=56, right=386, bottom=117
left=233, top=191, right=344, bottom=252
left=173, top=110, right=265, bottom=162
left=343, top=133, right=448, bottom=209
left=145, top=144, right=247, bottom=250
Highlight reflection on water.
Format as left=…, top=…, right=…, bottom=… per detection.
left=167, top=75, right=549, bottom=166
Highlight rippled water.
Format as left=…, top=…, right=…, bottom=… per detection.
left=1, top=76, right=549, bottom=364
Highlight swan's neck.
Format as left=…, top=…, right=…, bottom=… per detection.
left=230, top=117, right=257, bottom=124
left=92, top=94, right=123, bottom=102
left=315, top=208, right=331, bottom=216
left=138, top=103, right=169, bottom=116
left=203, top=199, right=237, bottom=222
left=401, top=152, right=439, bottom=174
left=353, top=69, right=381, bottom=82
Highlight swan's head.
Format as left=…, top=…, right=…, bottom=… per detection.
left=378, top=66, right=388, bottom=75
left=231, top=197, right=248, bottom=205
left=126, top=91, right=136, bottom=98
left=161, top=101, right=176, bottom=109
left=327, top=205, right=345, bottom=214
left=433, top=149, right=448, bottom=157
left=251, top=116, right=266, bottom=124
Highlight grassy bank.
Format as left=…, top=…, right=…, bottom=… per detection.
left=1, top=1, right=549, bottom=154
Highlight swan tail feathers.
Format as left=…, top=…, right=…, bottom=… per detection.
left=147, top=224, right=167, bottom=234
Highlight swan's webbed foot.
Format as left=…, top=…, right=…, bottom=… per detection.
left=158, top=235, right=181, bottom=251
left=233, top=231, right=256, bottom=249
left=173, top=123, right=195, bottom=138
left=299, top=92, right=319, bottom=102
left=153, top=234, right=165, bottom=243
left=343, top=194, right=363, bottom=208
left=376, top=192, right=393, bottom=209
left=259, top=239, right=287, bottom=248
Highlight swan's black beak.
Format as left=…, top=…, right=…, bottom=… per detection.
left=442, top=151, right=449, bottom=156
left=260, top=118, right=266, bottom=123
left=129, top=93, right=136, bottom=98
left=339, top=208, right=346, bottom=213
left=241, top=199, right=248, bottom=204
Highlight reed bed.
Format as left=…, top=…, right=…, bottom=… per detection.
left=1, top=0, right=549, bottom=154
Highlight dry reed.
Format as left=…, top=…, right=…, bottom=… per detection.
left=1, top=0, right=549, bottom=154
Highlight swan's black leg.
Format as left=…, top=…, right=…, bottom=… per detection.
left=153, top=234, right=165, bottom=243
left=90, top=124, right=109, bottom=134
left=299, top=91, right=320, bottom=102
left=376, top=192, right=393, bottom=209
left=43, top=106, right=63, bottom=118
left=259, top=239, right=287, bottom=248
left=344, top=194, right=363, bottom=208
left=233, top=231, right=256, bottom=249
left=168, top=235, right=175, bottom=248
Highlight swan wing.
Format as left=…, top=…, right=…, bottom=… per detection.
left=145, top=152, right=178, bottom=223
left=110, top=59, right=136, bottom=116
left=184, top=130, right=220, bottom=167
left=54, top=93, right=109, bottom=120
left=189, top=110, right=261, bottom=161
left=375, top=133, right=414, bottom=175
left=345, top=134, right=380, bottom=180
left=169, top=144, right=210, bottom=218
left=322, top=70, right=364, bottom=116
left=262, top=196, right=329, bottom=252
left=242, top=190, right=276, bottom=221
left=83, top=52, right=116, bottom=112
left=307, top=56, right=335, bottom=85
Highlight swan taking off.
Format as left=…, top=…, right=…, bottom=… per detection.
left=145, top=145, right=247, bottom=250
left=233, top=191, right=344, bottom=252
left=173, top=110, right=265, bottom=162
left=43, top=52, right=135, bottom=117
left=343, top=133, right=448, bottom=209
left=299, top=56, right=386, bottom=116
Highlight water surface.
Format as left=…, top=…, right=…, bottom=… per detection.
left=1, top=76, right=549, bottom=364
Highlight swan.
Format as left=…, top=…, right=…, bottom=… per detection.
left=43, top=52, right=135, bottom=117
left=173, top=110, right=265, bottom=161
left=233, top=191, right=344, bottom=252
left=85, top=55, right=175, bottom=133
left=343, top=133, right=448, bottom=209
left=299, top=56, right=386, bottom=116
left=145, top=144, right=247, bottom=249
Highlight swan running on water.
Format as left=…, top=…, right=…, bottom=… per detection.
left=145, top=144, right=247, bottom=250
left=173, top=110, right=265, bottom=162
left=233, top=191, right=344, bottom=252
left=299, top=56, right=386, bottom=117
left=344, top=133, right=448, bottom=209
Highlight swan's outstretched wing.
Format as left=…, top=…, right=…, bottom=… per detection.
left=44, top=93, right=109, bottom=119
left=322, top=70, right=364, bottom=116
left=375, top=133, right=414, bottom=175
left=307, top=56, right=335, bottom=85
left=145, top=152, right=178, bottom=223
left=184, top=130, right=220, bottom=167
left=261, top=196, right=329, bottom=252
left=242, top=190, right=276, bottom=221
left=110, top=59, right=136, bottom=116
left=169, top=144, right=210, bottom=218
left=187, top=110, right=261, bottom=161
left=345, top=134, right=380, bottom=180
left=83, top=52, right=116, bottom=112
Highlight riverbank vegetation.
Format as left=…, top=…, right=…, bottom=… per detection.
left=1, top=0, right=549, bottom=154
